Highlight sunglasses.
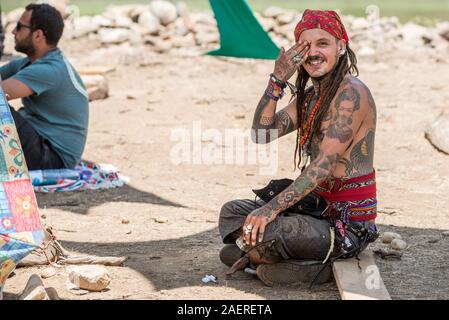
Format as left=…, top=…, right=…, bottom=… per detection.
left=15, top=21, right=47, bottom=37
left=16, top=21, right=34, bottom=32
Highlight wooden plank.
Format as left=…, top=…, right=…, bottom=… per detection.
left=333, top=250, right=391, bottom=300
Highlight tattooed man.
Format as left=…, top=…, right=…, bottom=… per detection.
left=219, top=10, right=379, bottom=286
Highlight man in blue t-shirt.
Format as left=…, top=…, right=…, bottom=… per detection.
left=0, top=3, right=89, bottom=170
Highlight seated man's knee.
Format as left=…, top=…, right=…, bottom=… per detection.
left=219, top=200, right=239, bottom=218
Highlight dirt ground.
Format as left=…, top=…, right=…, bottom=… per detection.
left=3, top=34, right=449, bottom=300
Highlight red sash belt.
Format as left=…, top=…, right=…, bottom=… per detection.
left=314, top=170, right=377, bottom=221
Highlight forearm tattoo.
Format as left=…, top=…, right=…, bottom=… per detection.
left=256, top=150, right=340, bottom=217
left=252, top=90, right=294, bottom=143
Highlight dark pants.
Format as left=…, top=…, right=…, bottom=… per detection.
left=10, top=107, right=65, bottom=170
left=219, top=199, right=339, bottom=261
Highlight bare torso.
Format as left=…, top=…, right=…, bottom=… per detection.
left=309, top=74, right=376, bottom=180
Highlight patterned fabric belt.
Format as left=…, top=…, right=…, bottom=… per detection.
left=314, top=170, right=377, bottom=222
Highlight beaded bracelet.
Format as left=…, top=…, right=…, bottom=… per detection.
left=269, top=73, right=287, bottom=89
left=265, top=89, right=281, bottom=101
left=265, top=79, right=285, bottom=101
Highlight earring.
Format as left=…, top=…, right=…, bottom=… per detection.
left=339, top=49, right=346, bottom=56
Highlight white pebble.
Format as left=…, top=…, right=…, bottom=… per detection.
left=381, top=232, right=402, bottom=244
left=391, top=239, right=407, bottom=250
left=41, top=267, right=57, bottom=279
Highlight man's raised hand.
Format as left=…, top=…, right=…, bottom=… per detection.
left=273, top=40, right=310, bottom=82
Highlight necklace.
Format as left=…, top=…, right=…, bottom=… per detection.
left=300, top=92, right=323, bottom=148
left=298, top=91, right=323, bottom=169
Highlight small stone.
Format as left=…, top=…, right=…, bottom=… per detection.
left=68, top=265, right=111, bottom=292
left=425, top=113, right=449, bottom=155
left=113, top=15, right=134, bottom=29
left=171, top=34, right=196, bottom=48
left=177, top=2, right=189, bottom=17
left=138, top=10, right=161, bottom=35
left=128, top=4, right=150, bottom=22
left=41, top=214, right=47, bottom=219
left=373, top=248, right=402, bottom=260
left=70, top=16, right=100, bottom=39
left=257, top=17, right=275, bottom=32
left=190, top=12, right=216, bottom=27
left=401, top=23, right=433, bottom=47
left=126, top=230, right=132, bottom=235
left=41, top=267, right=57, bottom=279
left=81, top=74, right=109, bottom=101
left=121, top=218, right=130, bottom=224
left=276, top=12, right=296, bottom=25
left=99, top=28, right=130, bottom=44
left=144, top=36, right=173, bottom=53
left=65, top=280, right=90, bottom=295
left=442, top=231, right=449, bottom=237
left=381, top=232, right=402, bottom=244
left=90, top=15, right=113, bottom=29
left=154, top=216, right=168, bottom=223
left=263, top=6, right=286, bottom=18
left=391, top=239, right=407, bottom=250
left=351, top=17, right=370, bottom=31
left=437, top=21, right=449, bottom=40
left=174, top=17, right=190, bottom=37
left=150, top=0, right=178, bottom=26
left=194, top=32, right=220, bottom=46
left=20, top=274, right=49, bottom=300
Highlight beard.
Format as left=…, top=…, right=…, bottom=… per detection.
left=15, top=35, right=36, bottom=56
left=309, top=58, right=340, bottom=81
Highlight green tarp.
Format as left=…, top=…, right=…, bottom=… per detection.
left=207, top=0, right=280, bottom=60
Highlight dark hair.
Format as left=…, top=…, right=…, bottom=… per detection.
left=25, top=3, right=64, bottom=46
left=293, top=44, right=359, bottom=170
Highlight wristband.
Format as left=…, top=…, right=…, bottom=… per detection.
left=269, top=73, right=287, bottom=89
left=265, top=89, right=280, bottom=101
left=265, top=80, right=285, bottom=101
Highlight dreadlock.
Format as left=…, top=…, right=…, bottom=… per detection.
left=293, top=44, right=359, bottom=170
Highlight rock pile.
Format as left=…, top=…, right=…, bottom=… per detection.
left=3, top=1, right=449, bottom=56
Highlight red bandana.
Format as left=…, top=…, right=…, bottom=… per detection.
left=294, top=9, right=349, bottom=43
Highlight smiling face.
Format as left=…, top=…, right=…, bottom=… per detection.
left=299, top=28, right=346, bottom=79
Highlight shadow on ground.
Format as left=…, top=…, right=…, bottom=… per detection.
left=35, top=185, right=186, bottom=215
left=7, top=223, right=443, bottom=300
left=56, top=227, right=340, bottom=300
left=62, top=222, right=449, bottom=299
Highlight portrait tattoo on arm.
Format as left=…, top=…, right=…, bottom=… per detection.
left=326, top=86, right=360, bottom=143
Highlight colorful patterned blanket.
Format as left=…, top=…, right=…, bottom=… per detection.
left=0, top=87, right=44, bottom=299
left=30, top=161, right=128, bottom=193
